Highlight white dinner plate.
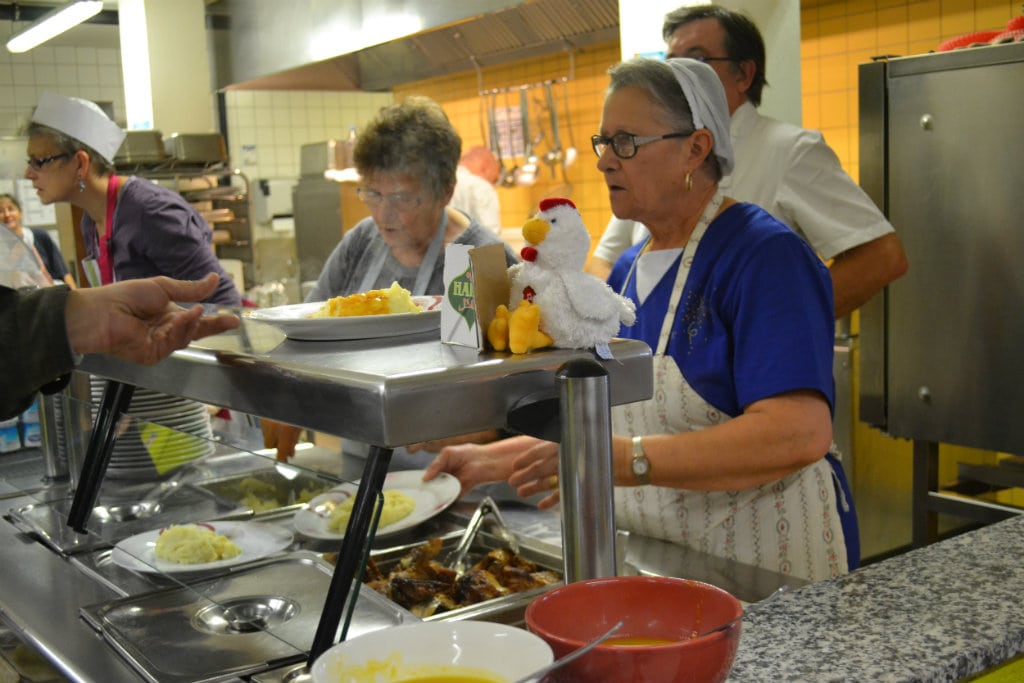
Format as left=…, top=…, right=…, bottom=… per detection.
left=246, top=296, right=443, bottom=341
left=110, top=521, right=293, bottom=575
left=293, top=470, right=461, bottom=540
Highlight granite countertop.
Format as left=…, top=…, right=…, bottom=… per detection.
left=729, top=514, right=1024, bottom=682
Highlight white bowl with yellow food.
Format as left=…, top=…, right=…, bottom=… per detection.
left=311, top=621, right=553, bottom=683
left=293, top=470, right=461, bottom=540
left=246, top=282, right=443, bottom=341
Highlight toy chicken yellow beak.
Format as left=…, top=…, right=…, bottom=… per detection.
left=522, top=215, right=550, bottom=245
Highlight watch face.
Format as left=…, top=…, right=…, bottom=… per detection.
left=632, top=457, right=650, bottom=476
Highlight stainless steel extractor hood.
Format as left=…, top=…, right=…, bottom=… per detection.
left=209, top=0, right=619, bottom=91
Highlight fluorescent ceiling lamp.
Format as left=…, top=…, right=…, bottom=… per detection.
left=6, top=1, right=104, bottom=54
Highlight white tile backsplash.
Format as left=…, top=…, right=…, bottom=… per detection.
left=223, top=89, right=393, bottom=181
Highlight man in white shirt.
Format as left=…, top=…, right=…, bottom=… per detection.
left=588, top=4, right=907, bottom=319
left=450, top=145, right=502, bottom=233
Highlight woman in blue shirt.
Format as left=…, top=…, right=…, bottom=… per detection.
left=426, top=58, right=857, bottom=582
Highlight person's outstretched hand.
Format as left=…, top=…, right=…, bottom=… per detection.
left=64, top=273, right=239, bottom=365
left=423, top=435, right=561, bottom=508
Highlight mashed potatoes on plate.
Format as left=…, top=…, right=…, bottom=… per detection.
left=310, top=282, right=422, bottom=318
left=154, top=524, right=242, bottom=564
left=328, top=489, right=416, bottom=532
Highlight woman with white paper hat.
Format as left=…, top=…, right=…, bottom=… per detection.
left=23, top=92, right=241, bottom=306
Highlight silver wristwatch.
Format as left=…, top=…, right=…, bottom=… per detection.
left=631, top=435, right=651, bottom=485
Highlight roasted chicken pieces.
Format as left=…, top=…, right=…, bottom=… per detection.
left=364, top=537, right=560, bottom=617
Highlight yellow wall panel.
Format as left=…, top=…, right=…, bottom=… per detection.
left=394, top=42, right=621, bottom=246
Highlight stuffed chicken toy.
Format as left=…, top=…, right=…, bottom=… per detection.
left=488, top=197, right=636, bottom=354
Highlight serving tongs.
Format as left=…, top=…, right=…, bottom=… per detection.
left=445, top=496, right=519, bottom=575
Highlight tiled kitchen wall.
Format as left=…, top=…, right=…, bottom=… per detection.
left=394, top=42, right=622, bottom=251
left=221, top=90, right=393, bottom=181
left=0, top=45, right=125, bottom=137
left=802, top=0, right=1020, bottom=183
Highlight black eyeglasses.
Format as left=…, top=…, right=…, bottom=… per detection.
left=591, top=132, right=693, bottom=159
left=26, top=153, right=71, bottom=171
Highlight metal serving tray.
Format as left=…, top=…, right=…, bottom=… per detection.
left=365, top=530, right=564, bottom=626
left=189, top=467, right=339, bottom=519
left=81, top=551, right=417, bottom=683
left=6, top=484, right=246, bottom=556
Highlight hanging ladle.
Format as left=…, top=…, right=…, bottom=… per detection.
left=542, top=81, right=564, bottom=179
left=515, top=87, right=539, bottom=187
left=559, top=76, right=578, bottom=169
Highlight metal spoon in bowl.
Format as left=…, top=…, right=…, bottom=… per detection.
left=512, top=620, right=624, bottom=683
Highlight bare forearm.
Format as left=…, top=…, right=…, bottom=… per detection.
left=613, top=392, right=833, bottom=490
left=831, top=232, right=908, bottom=318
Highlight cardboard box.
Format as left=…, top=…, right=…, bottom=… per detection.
left=440, top=243, right=509, bottom=350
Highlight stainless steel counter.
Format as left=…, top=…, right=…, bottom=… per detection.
left=76, top=324, right=654, bottom=663
left=0, top=492, right=155, bottom=683
left=79, top=322, right=653, bottom=447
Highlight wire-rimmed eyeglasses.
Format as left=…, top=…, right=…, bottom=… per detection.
left=26, top=153, right=71, bottom=171
left=591, top=132, right=693, bottom=159
left=356, top=188, right=423, bottom=211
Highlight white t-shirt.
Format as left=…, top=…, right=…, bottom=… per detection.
left=592, top=102, right=895, bottom=264
left=450, top=165, right=501, bottom=234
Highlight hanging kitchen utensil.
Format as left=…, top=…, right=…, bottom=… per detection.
left=501, top=88, right=520, bottom=187
left=543, top=81, right=564, bottom=179
left=560, top=76, right=578, bottom=170
left=487, top=90, right=513, bottom=188
left=515, top=87, right=539, bottom=187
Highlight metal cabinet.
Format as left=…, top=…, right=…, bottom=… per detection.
left=858, top=42, right=1024, bottom=544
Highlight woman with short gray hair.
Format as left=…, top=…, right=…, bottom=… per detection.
left=306, top=95, right=517, bottom=302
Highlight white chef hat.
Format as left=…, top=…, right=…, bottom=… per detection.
left=664, top=58, right=735, bottom=176
left=30, top=92, right=126, bottom=164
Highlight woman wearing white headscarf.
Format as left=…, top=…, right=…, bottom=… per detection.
left=426, top=58, right=857, bottom=582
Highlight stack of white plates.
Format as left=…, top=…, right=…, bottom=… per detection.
left=84, top=379, right=214, bottom=480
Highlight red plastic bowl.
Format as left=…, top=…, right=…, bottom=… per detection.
left=525, top=576, right=743, bottom=683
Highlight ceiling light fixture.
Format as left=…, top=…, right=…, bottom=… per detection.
left=6, top=1, right=105, bottom=54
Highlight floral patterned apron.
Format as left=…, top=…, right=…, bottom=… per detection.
left=612, top=191, right=848, bottom=582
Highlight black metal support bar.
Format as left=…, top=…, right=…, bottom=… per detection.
left=67, top=380, right=135, bottom=533
left=911, top=439, right=939, bottom=548
left=307, top=445, right=393, bottom=666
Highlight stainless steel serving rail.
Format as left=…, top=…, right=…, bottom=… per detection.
left=77, top=319, right=652, bottom=669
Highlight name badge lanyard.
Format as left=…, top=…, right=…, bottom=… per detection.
left=95, top=175, right=120, bottom=285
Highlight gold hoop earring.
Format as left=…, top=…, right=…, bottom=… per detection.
left=685, top=171, right=693, bottom=192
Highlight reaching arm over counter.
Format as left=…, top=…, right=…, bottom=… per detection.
left=1, top=273, right=239, bottom=419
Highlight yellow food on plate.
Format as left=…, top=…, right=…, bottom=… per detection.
left=328, top=489, right=416, bottom=532
left=329, top=652, right=508, bottom=683
left=310, top=282, right=422, bottom=318
left=154, top=524, right=242, bottom=564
